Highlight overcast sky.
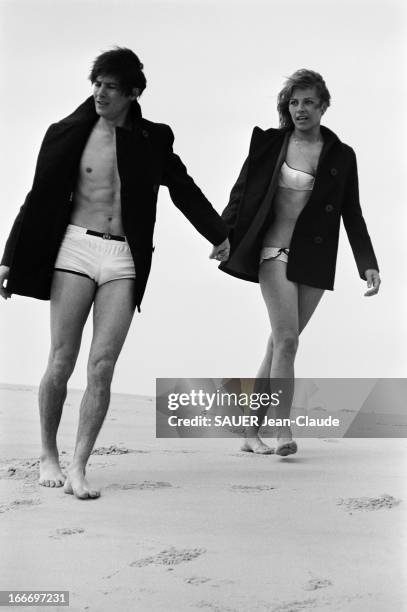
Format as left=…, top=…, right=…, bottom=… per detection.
left=1, top=0, right=406, bottom=395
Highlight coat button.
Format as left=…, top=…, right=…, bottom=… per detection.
left=325, top=204, right=334, bottom=212
left=330, top=168, right=338, bottom=176
left=142, top=129, right=149, bottom=138
left=152, top=184, right=159, bottom=194
left=314, top=236, right=323, bottom=244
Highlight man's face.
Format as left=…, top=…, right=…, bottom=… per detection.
left=288, top=87, right=326, bottom=131
left=93, top=75, right=135, bottom=122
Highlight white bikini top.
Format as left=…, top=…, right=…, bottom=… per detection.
left=278, top=161, right=315, bottom=191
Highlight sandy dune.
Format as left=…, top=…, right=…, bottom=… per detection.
left=0, top=384, right=406, bottom=611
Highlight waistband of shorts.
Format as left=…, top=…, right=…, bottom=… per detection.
left=65, top=224, right=128, bottom=242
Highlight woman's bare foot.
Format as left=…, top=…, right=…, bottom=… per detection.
left=64, top=467, right=100, bottom=500
left=39, top=454, right=66, bottom=488
left=276, top=427, right=298, bottom=456
left=241, top=436, right=275, bottom=454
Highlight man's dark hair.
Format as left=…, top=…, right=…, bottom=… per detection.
left=89, top=47, right=147, bottom=96
left=277, top=69, right=331, bottom=129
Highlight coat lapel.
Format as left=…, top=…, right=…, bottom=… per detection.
left=240, top=128, right=288, bottom=216
left=35, top=97, right=155, bottom=190
left=310, top=125, right=342, bottom=202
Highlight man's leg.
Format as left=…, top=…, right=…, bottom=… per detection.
left=39, top=272, right=95, bottom=487
left=64, top=279, right=135, bottom=499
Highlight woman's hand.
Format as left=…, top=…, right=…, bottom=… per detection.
left=209, top=237, right=230, bottom=262
left=364, top=269, right=381, bottom=296
left=0, top=265, right=11, bottom=300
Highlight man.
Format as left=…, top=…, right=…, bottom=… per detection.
left=0, top=47, right=229, bottom=499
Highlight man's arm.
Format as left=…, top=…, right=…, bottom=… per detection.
left=161, top=127, right=228, bottom=247
left=221, top=156, right=249, bottom=233
left=0, top=265, right=11, bottom=299
left=1, top=124, right=57, bottom=268
left=1, top=191, right=31, bottom=267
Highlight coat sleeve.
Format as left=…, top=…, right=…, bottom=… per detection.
left=341, top=148, right=379, bottom=279
left=221, top=156, right=249, bottom=233
left=161, top=127, right=228, bottom=246
left=1, top=192, right=32, bottom=266
left=1, top=124, right=57, bottom=267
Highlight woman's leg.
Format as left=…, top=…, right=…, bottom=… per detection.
left=243, top=260, right=299, bottom=452
left=256, top=284, right=324, bottom=383
left=244, top=262, right=324, bottom=454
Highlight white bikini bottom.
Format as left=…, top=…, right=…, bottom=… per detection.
left=259, top=246, right=290, bottom=265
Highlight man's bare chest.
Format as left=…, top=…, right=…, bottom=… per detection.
left=79, top=128, right=118, bottom=183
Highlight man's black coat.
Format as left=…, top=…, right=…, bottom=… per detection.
left=219, top=125, right=379, bottom=290
left=2, top=97, right=228, bottom=309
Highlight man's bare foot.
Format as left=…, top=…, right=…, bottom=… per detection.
left=276, top=427, right=298, bottom=456
left=241, top=436, right=275, bottom=455
left=39, top=455, right=66, bottom=488
left=64, top=468, right=100, bottom=500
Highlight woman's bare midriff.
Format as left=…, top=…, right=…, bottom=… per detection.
left=262, top=186, right=311, bottom=247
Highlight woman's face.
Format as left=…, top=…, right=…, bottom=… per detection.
left=288, top=87, right=326, bottom=131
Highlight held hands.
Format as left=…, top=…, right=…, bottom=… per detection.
left=209, top=238, right=230, bottom=262
left=364, top=269, right=381, bottom=296
left=0, top=265, right=11, bottom=300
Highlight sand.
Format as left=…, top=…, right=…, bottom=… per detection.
left=0, top=384, right=406, bottom=612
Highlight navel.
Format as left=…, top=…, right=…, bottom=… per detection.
left=86, top=167, right=93, bottom=173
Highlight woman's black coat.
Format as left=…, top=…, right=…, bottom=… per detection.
left=219, top=125, right=379, bottom=290
left=2, top=97, right=228, bottom=309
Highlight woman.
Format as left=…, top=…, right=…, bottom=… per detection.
left=212, top=69, right=381, bottom=456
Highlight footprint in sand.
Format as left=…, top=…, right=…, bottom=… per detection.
left=185, top=577, right=235, bottom=588
left=0, top=498, right=41, bottom=513
left=91, top=445, right=132, bottom=455
left=267, top=599, right=318, bottom=612
left=230, top=484, right=276, bottom=492
left=1, top=458, right=68, bottom=483
left=107, top=481, right=173, bottom=491
left=303, top=578, right=332, bottom=591
left=337, top=494, right=401, bottom=512
left=130, top=547, right=206, bottom=567
left=50, top=527, right=85, bottom=539
left=185, top=576, right=211, bottom=586
left=92, top=445, right=149, bottom=455
left=1, top=459, right=40, bottom=482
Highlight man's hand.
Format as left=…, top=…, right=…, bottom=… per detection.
left=364, top=269, right=381, bottom=296
left=209, top=238, right=230, bottom=262
left=0, top=265, right=11, bottom=300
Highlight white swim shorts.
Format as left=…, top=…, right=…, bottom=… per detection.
left=54, top=224, right=136, bottom=285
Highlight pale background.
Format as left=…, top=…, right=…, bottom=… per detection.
left=1, top=0, right=406, bottom=396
